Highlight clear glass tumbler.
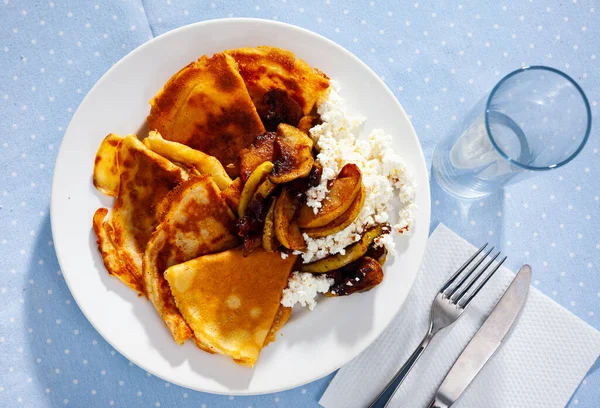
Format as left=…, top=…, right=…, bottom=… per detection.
left=432, top=66, right=591, bottom=199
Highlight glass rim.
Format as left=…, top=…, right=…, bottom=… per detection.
left=484, top=65, right=592, bottom=171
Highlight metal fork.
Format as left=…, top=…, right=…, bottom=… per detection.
left=368, top=244, right=507, bottom=408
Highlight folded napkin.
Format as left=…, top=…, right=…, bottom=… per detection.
left=320, top=224, right=600, bottom=408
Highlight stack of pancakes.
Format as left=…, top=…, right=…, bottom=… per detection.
left=92, top=46, right=329, bottom=366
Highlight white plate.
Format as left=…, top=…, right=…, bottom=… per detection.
left=51, top=18, right=431, bottom=395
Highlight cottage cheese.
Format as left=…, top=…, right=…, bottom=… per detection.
left=302, top=81, right=417, bottom=263
left=280, top=81, right=417, bottom=309
left=281, top=272, right=334, bottom=311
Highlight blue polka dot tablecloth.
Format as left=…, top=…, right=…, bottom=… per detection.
left=0, top=1, right=598, bottom=407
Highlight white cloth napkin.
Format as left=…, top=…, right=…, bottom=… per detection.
left=320, top=224, right=600, bottom=408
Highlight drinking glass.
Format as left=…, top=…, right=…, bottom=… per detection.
left=432, top=66, right=591, bottom=199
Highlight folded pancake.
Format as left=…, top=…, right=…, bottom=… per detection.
left=164, top=248, right=297, bottom=366
left=143, top=131, right=233, bottom=191
left=225, top=46, right=330, bottom=121
left=221, top=177, right=243, bottom=214
left=93, top=133, right=123, bottom=196
left=143, top=175, right=239, bottom=344
left=264, top=305, right=292, bottom=347
left=147, top=53, right=266, bottom=178
left=239, top=131, right=276, bottom=183
left=93, top=135, right=188, bottom=293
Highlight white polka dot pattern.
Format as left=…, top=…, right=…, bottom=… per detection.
left=0, top=1, right=597, bottom=407
left=320, top=225, right=600, bottom=408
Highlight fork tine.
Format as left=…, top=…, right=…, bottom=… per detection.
left=459, top=256, right=507, bottom=308
left=445, top=246, right=494, bottom=299
left=452, top=251, right=501, bottom=304
left=440, top=243, right=488, bottom=294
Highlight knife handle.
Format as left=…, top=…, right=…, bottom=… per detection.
left=426, top=397, right=448, bottom=408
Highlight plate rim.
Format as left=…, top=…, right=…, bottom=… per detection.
left=50, top=17, right=431, bottom=395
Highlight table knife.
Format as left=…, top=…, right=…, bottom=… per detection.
left=427, top=264, right=532, bottom=408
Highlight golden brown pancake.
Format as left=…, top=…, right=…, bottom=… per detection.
left=263, top=305, right=292, bottom=347
left=221, top=177, right=243, bottom=214
left=93, top=208, right=143, bottom=292
left=143, top=131, right=233, bottom=191
left=239, top=131, right=276, bottom=183
left=93, top=135, right=188, bottom=293
left=164, top=248, right=297, bottom=366
left=147, top=53, right=266, bottom=177
left=143, top=176, right=239, bottom=344
left=225, top=46, right=330, bottom=117
left=93, top=133, right=123, bottom=196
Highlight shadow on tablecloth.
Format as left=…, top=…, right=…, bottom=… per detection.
left=429, top=168, right=506, bottom=250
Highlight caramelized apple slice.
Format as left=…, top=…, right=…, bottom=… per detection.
left=269, top=124, right=314, bottom=184
left=274, top=187, right=306, bottom=251
left=299, top=224, right=388, bottom=273
left=297, top=115, right=318, bottom=134
left=303, top=183, right=365, bottom=238
left=297, top=163, right=362, bottom=228
left=262, top=198, right=279, bottom=252
left=365, top=243, right=388, bottom=266
left=254, top=178, right=278, bottom=201
left=325, top=256, right=384, bottom=296
left=239, top=161, right=274, bottom=217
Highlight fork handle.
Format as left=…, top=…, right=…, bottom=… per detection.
left=368, top=333, right=433, bottom=408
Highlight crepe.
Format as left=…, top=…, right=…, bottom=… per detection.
left=225, top=46, right=330, bottom=118
left=93, top=133, right=122, bottom=196
left=164, top=248, right=297, bottom=366
left=143, top=131, right=233, bottom=191
left=147, top=53, right=266, bottom=177
left=93, top=135, right=188, bottom=293
left=239, top=131, right=276, bottom=183
left=221, top=177, right=243, bottom=214
left=264, top=305, right=292, bottom=346
left=143, top=175, right=239, bottom=344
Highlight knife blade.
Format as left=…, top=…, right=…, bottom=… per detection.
left=427, top=264, right=532, bottom=408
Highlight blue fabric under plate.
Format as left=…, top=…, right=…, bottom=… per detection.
left=0, top=1, right=598, bottom=407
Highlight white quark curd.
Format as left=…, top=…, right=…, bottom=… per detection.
left=281, top=81, right=417, bottom=310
